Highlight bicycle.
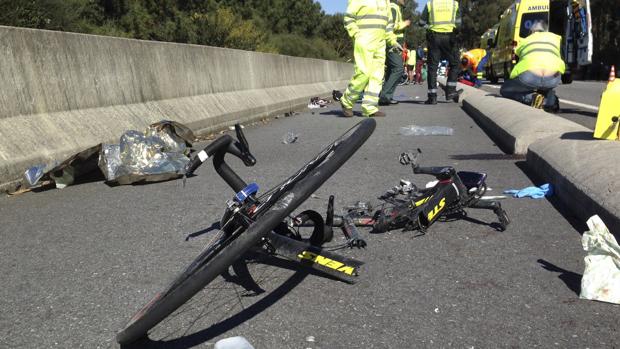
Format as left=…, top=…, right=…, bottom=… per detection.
left=293, top=150, right=510, bottom=236
left=116, top=119, right=376, bottom=345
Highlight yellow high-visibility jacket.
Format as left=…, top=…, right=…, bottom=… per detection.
left=390, top=1, right=406, bottom=42
left=427, top=0, right=458, bottom=33
left=344, top=0, right=397, bottom=47
left=510, top=32, right=566, bottom=79
left=461, top=48, right=487, bottom=72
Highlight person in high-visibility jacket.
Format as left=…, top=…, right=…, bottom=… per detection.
left=419, top=0, right=461, bottom=104
left=341, top=0, right=401, bottom=117
left=378, top=0, right=411, bottom=106
left=459, top=48, right=487, bottom=87
left=500, top=22, right=566, bottom=112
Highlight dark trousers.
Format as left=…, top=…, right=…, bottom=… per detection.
left=379, top=48, right=404, bottom=101
left=500, top=71, right=560, bottom=108
left=426, top=31, right=459, bottom=95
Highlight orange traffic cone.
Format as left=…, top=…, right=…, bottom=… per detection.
left=609, top=65, right=616, bottom=84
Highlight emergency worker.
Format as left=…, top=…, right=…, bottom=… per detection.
left=379, top=0, right=411, bottom=106
left=500, top=22, right=565, bottom=112
left=459, top=48, right=487, bottom=87
left=341, top=0, right=401, bottom=117
left=419, top=0, right=461, bottom=104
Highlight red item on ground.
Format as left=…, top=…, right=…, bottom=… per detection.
left=458, top=78, right=475, bottom=87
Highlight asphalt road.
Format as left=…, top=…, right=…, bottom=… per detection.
left=480, top=80, right=605, bottom=130
left=1, top=84, right=618, bottom=348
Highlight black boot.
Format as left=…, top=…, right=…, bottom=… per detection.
left=424, top=93, right=438, bottom=105
left=444, top=87, right=463, bottom=103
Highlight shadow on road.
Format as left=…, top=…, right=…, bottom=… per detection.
left=450, top=153, right=526, bottom=161
left=559, top=108, right=597, bottom=118
left=514, top=161, right=587, bottom=233
left=184, top=221, right=221, bottom=241
left=560, top=131, right=597, bottom=141
left=124, top=254, right=351, bottom=349
left=537, top=259, right=582, bottom=295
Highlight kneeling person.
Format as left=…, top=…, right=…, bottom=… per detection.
left=500, top=22, right=565, bottom=112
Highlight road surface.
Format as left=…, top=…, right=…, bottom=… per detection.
left=1, top=84, right=617, bottom=348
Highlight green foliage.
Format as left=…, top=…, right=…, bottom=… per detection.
left=268, top=33, right=340, bottom=60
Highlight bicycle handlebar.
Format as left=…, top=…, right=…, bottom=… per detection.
left=184, top=124, right=256, bottom=193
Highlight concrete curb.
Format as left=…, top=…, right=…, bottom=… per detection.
left=0, top=26, right=352, bottom=192
left=527, top=134, right=620, bottom=234
left=440, top=77, right=620, bottom=233
left=449, top=81, right=590, bottom=154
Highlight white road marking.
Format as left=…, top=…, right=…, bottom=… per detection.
left=559, top=99, right=599, bottom=111
left=483, top=84, right=599, bottom=111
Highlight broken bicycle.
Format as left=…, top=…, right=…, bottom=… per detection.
left=293, top=150, right=510, bottom=236
left=116, top=119, right=375, bottom=345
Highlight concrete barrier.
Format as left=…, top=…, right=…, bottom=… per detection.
left=446, top=78, right=620, bottom=235
left=0, top=26, right=352, bottom=192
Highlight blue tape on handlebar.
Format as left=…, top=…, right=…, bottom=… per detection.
left=235, top=182, right=259, bottom=203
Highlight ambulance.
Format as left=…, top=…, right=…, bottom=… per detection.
left=485, top=0, right=593, bottom=84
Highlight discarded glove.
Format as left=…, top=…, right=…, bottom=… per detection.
left=580, top=215, right=620, bottom=304
left=504, top=183, right=553, bottom=199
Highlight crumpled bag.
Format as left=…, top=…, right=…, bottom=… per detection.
left=98, top=120, right=194, bottom=185
left=504, top=183, right=553, bottom=199
left=580, top=215, right=620, bottom=304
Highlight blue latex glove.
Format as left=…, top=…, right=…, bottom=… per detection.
left=504, top=183, right=554, bottom=199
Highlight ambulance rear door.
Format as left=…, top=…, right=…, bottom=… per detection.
left=564, top=0, right=593, bottom=67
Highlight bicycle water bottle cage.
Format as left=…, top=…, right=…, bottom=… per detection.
left=234, top=182, right=259, bottom=204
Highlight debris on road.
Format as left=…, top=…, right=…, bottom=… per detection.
left=214, top=336, right=255, bottom=349
left=308, top=97, right=330, bottom=109
left=100, top=120, right=194, bottom=185
left=282, top=131, right=299, bottom=144
left=19, top=121, right=196, bottom=192
left=580, top=215, right=620, bottom=304
left=503, top=183, right=553, bottom=199
left=399, top=125, right=454, bottom=136
left=23, top=144, right=101, bottom=190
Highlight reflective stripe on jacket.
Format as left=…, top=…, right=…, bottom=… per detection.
left=510, top=32, right=566, bottom=79
left=345, top=0, right=397, bottom=46
left=390, top=2, right=405, bottom=41
left=427, top=0, right=458, bottom=33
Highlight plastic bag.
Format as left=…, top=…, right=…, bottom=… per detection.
left=580, top=215, right=620, bottom=304
left=399, top=125, right=454, bottom=136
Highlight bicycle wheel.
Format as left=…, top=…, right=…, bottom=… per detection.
left=116, top=119, right=376, bottom=345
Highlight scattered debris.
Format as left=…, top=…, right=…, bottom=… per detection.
left=214, top=336, right=255, bottom=349
left=23, top=144, right=101, bottom=190
left=503, top=183, right=553, bottom=199
left=282, top=131, right=299, bottom=144
left=580, top=215, right=620, bottom=304
left=308, top=97, right=331, bottom=109
left=399, top=125, right=454, bottom=136
left=479, top=195, right=508, bottom=200
left=20, top=120, right=196, bottom=192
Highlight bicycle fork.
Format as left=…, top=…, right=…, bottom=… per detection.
left=468, top=199, right=511, bottom=230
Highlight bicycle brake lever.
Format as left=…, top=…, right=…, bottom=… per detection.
left=234, top=124, right=256, bottom=166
